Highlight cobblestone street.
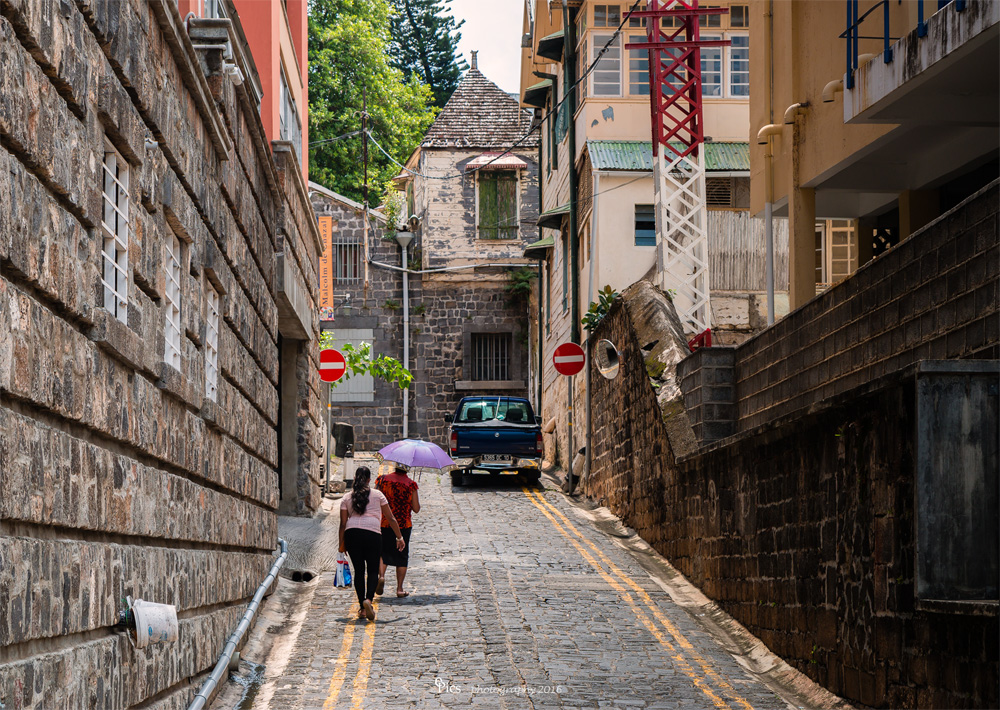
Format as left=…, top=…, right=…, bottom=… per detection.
left=230, top=474, right=837, bottom=710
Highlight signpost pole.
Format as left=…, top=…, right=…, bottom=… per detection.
left=326, top=389, right=332, bottom=495
left=567, top=375, right=574, bottom=494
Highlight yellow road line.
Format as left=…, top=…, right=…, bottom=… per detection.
left=522, top=488, right=733, bottom=710
left=350, top=598, right=380, bottom=709
left=323, top=602, right=360, bottom=709
left=525, top=488, right=755, bottom=710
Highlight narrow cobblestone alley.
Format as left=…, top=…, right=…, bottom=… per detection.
left=226, top=474, right=840, bottom=710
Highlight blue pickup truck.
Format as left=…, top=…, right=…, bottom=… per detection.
left=445, top=396, right=543, bottom=486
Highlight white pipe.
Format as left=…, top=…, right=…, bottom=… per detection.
left=401, top=244, right=409, bottom=439
left=765, top=201, right=775, bottom=325
left=369, top=260, right=539, bottom=275
left=756, top=123, right=783, bottom=145
left=188, top=539, right=289, bottom=710
left=822, top=79, right=844, bottom=103
left=782, top=102, right=808, bottom=125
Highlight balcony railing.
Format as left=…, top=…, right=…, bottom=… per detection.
left=841, top=0, right=968, bottom=88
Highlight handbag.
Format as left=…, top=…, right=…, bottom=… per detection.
left=335, top=553, right=353, bottom=588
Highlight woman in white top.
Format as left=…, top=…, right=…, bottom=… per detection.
left=339, top=466, right=405, bottom=621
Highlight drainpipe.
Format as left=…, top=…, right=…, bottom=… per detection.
left=188, top=539, right=289, bottom=710
left=562, top=0, right=580, bottom=494
left=585, top=172, right=600, bottom=488
left=764, top=0, right=775, bottom=325
left=396, top=232, right=414, bottom=438
left=537, top=129, right=545, bottom=416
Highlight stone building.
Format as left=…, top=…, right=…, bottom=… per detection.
left=0, top=0, right=322, bottom=707
left=312, top=58, right=540, bottom=449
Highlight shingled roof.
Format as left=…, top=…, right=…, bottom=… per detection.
left=421, top=68, right=539, bottom=150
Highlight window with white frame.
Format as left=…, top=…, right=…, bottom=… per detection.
left=279, top=68, right=303, bottom=165
left=164, top=234, right=183, bottom=371
left=628, top=34, right=650, bottom=95
left=101, top=139, right=129, bottom=323
left=205, top=282, right=220, bottom=401
left=729, top=35, right=750, bottom=96
left=477, top=171, right=519, bottom=240
left=701, top=35, right=723, bottom=97
left=592, top=34, right=622, bottom=96
left=577, top=36, right=588, bottom=107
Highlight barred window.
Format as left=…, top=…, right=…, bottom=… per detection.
left=205, top=282, right=220, bottom=401
left=164, top=234, right=182, bottom=371
left=101, top=139, right=129, bottom=323
left=472, top=333, right=512, bottom=381
left=331, top=236, right=364, bottom=283
left=478, top=171, right=518, bottom=240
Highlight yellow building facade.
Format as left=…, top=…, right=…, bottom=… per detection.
left=750, top=0, right=999, bottom=308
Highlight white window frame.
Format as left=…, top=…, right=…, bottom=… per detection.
left=101, top=139, right=129, bottom=323
left=727, top=33, right=750, bottom=98
left=475, top=169, right=521, bottom=241
left=164, top=234, right=182, bottom=371
left=700, top=34, right=724, bottom=98
left=591, top=33, right=622, bottom=97
left=627, top=33, right=650, bottom=96
left=205, top=282, right=220, bottom=401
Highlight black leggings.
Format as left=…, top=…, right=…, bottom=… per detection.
left=344, top=528, right=382, bottom=604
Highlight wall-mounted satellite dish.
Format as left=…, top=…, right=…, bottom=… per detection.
left=595, top=339, right=621, bottom=380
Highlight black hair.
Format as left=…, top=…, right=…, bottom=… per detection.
left=351, top=466, right=372, bottom=515
left=394, top=467, right=408, bottom=476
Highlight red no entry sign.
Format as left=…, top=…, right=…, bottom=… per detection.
left=553, top=342, right=586, bottom=377
left=319, top=348, right=347, bottom=383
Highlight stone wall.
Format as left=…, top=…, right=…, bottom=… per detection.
left=0, top=0, right=319, bottom=706
left=585, top=183, right=1000, bottom=708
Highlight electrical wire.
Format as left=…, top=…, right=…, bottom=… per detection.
left=309, top=129, right=363, bottom=149
left=366, top=0, right=645, bottom=182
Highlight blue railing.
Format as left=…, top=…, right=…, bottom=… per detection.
left=842, top=0, right=967, bottom=88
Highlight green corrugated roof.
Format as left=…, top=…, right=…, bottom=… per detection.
left=523, top=79, right=552, bottom=108
left=536, top=29, right=565, bottom=61
left=587, top=140, right=749, bottom=172
left=523, top=235, right=555, bottom=258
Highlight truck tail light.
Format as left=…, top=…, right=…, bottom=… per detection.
left=450, top=430, right=457, bottom=457
left=536, top=432, right=544, bottom=456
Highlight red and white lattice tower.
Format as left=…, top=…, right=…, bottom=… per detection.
left=626, top=1, right=729, bottom=334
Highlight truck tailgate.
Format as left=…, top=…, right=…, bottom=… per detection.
left=453, top=425, right=538, bottom=457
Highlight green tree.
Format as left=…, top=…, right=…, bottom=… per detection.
left=309, top=0, right=438, bottom=202
left=319, top=332, right=413, bottom=389
left=388, top=0, right=466, bottom=107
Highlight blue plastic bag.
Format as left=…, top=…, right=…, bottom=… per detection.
left=335, top=553, right=352, bottom=588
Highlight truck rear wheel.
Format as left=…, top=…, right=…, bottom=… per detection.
left=451, top=470, right=464, bottom=487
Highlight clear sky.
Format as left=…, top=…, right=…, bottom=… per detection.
left=450, top=0, right=524, bottom=93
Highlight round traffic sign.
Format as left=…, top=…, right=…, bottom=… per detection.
left=319, top=348, right=347, bottom=383
left=553, top=342, right=586, bottom=376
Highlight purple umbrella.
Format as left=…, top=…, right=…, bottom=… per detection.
left=376, top=439, right=455, bottom=470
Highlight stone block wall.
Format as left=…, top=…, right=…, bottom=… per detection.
left=734, top=180, right=999, bottom=432
left=585, top=182, right=1000, bottom=708
left=0, top=0, right=319, bottom=706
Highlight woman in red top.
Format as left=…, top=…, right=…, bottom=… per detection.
left=375, top=466, right=420, bottom=597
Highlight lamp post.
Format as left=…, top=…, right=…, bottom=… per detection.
left=395, top=230, right=414, bottom=439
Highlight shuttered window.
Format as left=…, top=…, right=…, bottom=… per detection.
left=635, top=205, right=656, bottom=246
left=478, top=171, right=519, bottom=240
left=706, top=178, right=734, bottom=207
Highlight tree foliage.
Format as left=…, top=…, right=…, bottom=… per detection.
left=319, top=332, right=413, bottom=389
left=388, top=0, right=466, bottom=107
left=308, top=0, right=438, bottom=202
